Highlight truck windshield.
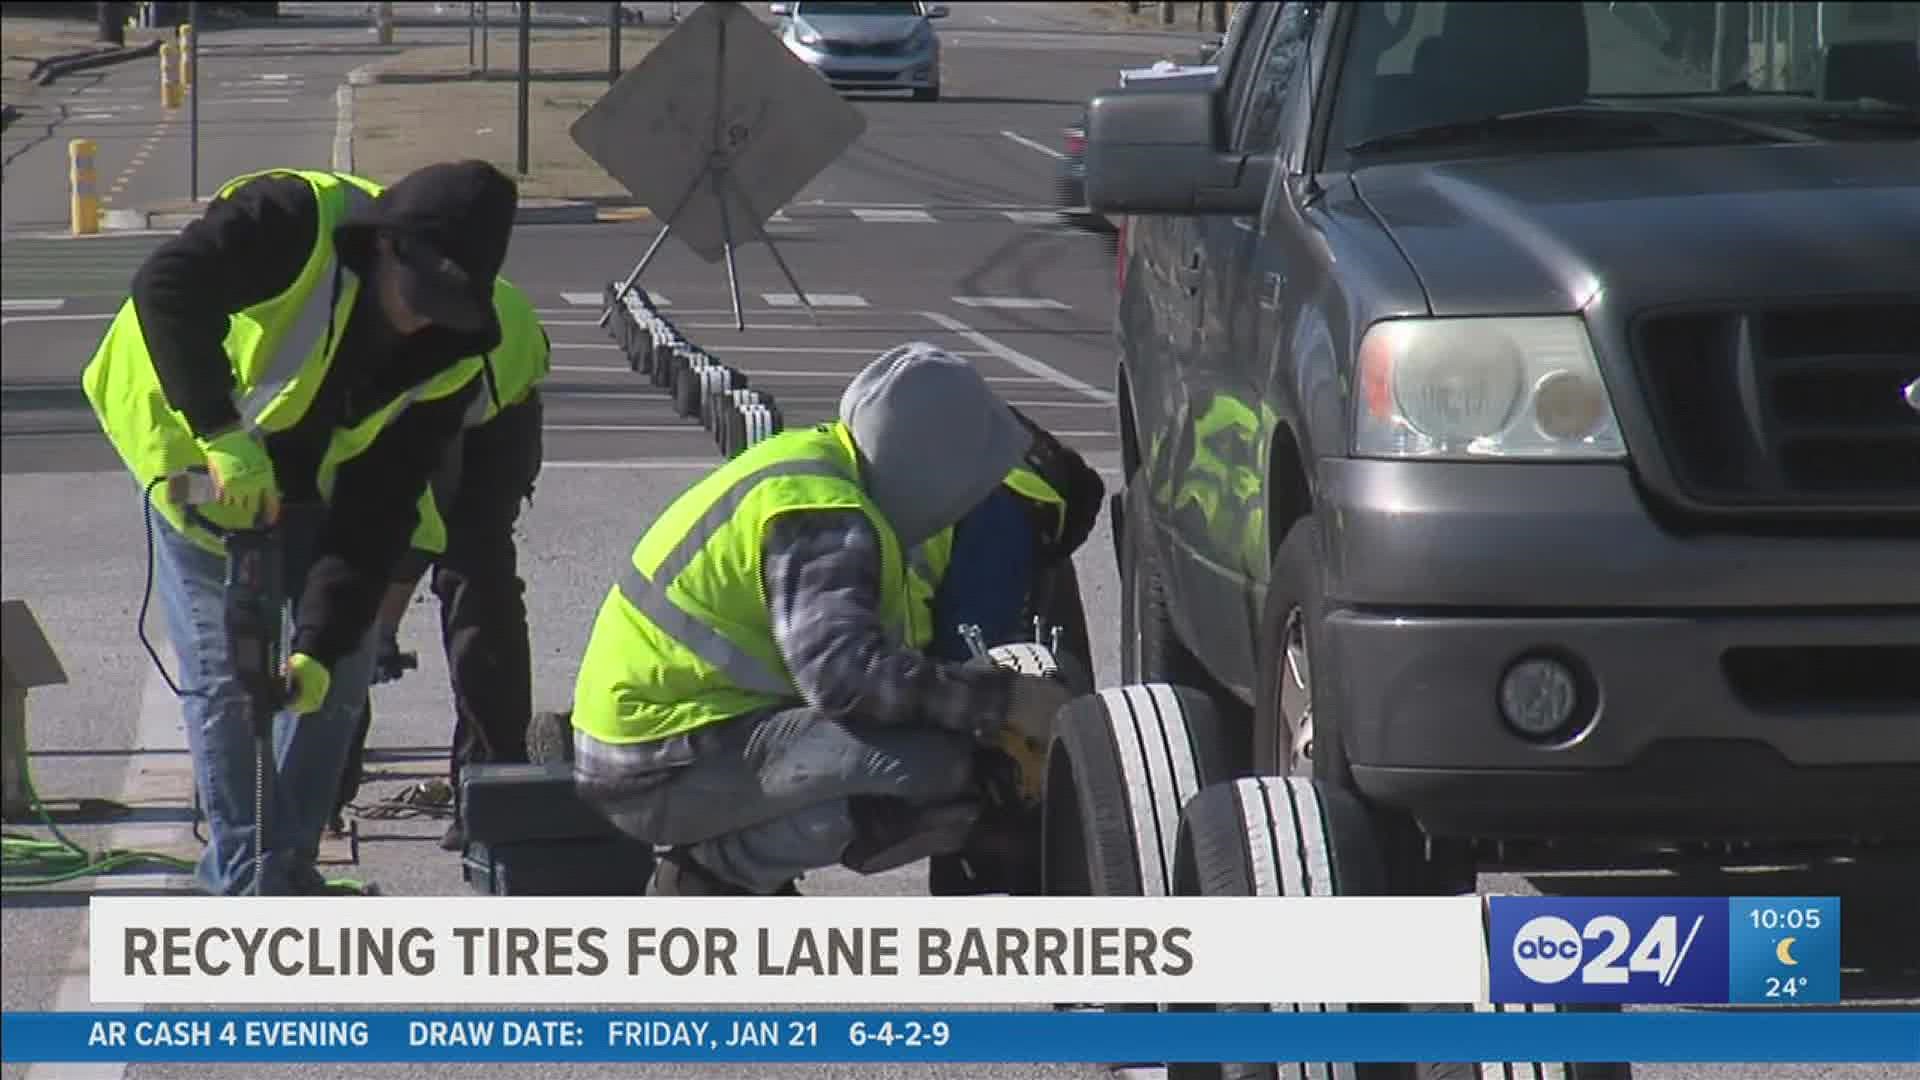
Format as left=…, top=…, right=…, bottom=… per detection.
left=1329, top=2, right=1919, bottom=157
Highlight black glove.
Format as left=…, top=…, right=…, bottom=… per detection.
left=1008, top=406, right=1105, bottom=566
left=370, top=633, right=417, bottom=686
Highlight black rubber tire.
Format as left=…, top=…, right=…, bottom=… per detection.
left=1041, top=684, right=1238, bottom=900
left=1254, top=518, right=1472, bottom=896
left=672, top=361, right=701, bottom=419
left=1032, top=559, right=1094, bottom=686
left=1116, top=484, right=1247, bottom=768
left=1167, top=777, right=1629, bottom=1080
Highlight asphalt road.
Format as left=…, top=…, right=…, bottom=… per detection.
left=2, top=5, right=1906, bottom=1080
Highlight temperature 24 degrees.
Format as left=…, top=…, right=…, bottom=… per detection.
left=847, top=1020, right=951, bottom=1050
left=1727, top=897, right=1841, bottom=1006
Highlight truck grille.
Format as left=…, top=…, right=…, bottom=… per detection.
left=1633, top=300, right=1920, bottom=512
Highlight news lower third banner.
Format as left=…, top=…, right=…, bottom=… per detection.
left=84, top=895, right=1845, bottom=1008
left=3, top=1011, right=1915, bottom=1064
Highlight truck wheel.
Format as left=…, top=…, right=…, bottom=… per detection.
left=1041, top=684, right=1237, bottom=898
left=1117, top=483, right=1249, bottom=762
left=1167, top=777, right=1629, bottom=1080
left=1255, top=519, right=1472, bottom=895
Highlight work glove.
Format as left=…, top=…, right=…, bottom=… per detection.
left=370, top=632, right=417, bottom=685
left=999, top=674, right=1074, bottom=746
left=284, top=653, right=332, bottom=715
left=195, top=427, right=280, bottom=523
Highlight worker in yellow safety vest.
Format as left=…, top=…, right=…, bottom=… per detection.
left=81, top=160, right=522, bottom=896
left=340, top=276, right=553, bottom=850
left=568, top=343, right=1078, bottom=895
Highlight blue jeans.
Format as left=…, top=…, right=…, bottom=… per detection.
left=927, top=487, right=1036, bottom=661
left=151, top=506, right=379, bottom=895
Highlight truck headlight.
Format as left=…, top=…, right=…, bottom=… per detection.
left=1354, top=316, right=1626, bottom=460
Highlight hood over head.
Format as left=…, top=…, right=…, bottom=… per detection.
left=838, top=342, right=1030, bottom=549
left=334, top=159, right=519, bottom=348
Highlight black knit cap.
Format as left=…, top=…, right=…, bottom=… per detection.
left=335, top=160, right=518, bottom=342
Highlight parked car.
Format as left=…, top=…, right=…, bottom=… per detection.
left=770, top=0, right=949, bottom=101
left=1039, top=2, right=1920, bottom=1075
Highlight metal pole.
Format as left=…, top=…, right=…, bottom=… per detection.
left=468, top=2, right=476, bottom=69
left=516, top=1, right=530, bottom=176
left=608, top=2, right=621, bottom=84
left=1160, top=1, right=1174, bottom=26
left=481, top=1, right=490, bottom=74
left=188, top=2, right=199, bottom=199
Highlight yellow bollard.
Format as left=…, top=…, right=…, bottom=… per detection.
left=70, top=139, right=100, bottom=236
left=177, top=25, right=194, bottom=89
left=160, top=42, right=182, bottom=109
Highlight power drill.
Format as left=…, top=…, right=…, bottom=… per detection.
left=168, top=470, right=286, bottom=897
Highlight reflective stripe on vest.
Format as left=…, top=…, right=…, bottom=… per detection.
left=614, top=458, right=848, bottom=693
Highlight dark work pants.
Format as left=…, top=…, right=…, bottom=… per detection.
left=436, top=392, right=544, bottom=793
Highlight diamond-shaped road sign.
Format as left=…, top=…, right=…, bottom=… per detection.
left=569, top=1, right=867, bottom=264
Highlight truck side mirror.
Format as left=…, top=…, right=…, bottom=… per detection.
left=1083, top=88, right=1271, bottom=216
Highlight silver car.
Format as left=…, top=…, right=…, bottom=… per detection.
left=770, top=0, right=949, bottom=101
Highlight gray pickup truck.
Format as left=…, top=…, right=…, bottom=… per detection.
left=1038, top=3, right=1917, bottom=1072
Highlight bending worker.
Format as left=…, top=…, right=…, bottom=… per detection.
left=82, top=161, right=522, bottom=896
left=367, top=281, right=551, bottom=852
left=569, top=343, right=1078, bottom=896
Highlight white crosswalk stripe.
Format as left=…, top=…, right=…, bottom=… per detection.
left=763, top=293, right=869, bottom=307
left=952, top=296, right=1071, bottom=310
left=851, top=207, right=936, bottom=223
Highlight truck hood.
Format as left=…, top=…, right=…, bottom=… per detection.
left=1352, top=141, right=1920, bottom=317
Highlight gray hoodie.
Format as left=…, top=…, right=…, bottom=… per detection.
left=837, top=342, right=1031, bottom=549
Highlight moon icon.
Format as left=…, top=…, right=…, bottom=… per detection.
left=1776, top=937, right=1799, bottom=966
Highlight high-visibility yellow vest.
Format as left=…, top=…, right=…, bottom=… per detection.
left=904, top=466, right=1067, bottom=648
left=570, top=421, right=914, bottom=745
left=407, top=275, right=550, bottom=554
left=81, top=167, right=483, bottom=554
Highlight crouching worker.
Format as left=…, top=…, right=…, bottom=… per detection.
left=568, top=344, right=1078, bottom=896
left=82, top=161, right=521, bottom=895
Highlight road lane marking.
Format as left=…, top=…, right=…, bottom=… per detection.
left=851, top=207, right=935, bottom=223
left=204, top=97, right=293, bottom=105
left=1004, top=209, right=1064, bottom=225
left=560, top=290, right=669, bottom=306
left=1001, top=129, right=1066, bottom=160
left=917, top=310, right=1114, bottom=405
left=545, top=343, right=998, bottom=358
left=953, top=296, right=1071, bottom=310
left=763, top=292, right=867, bottom=307
left=26, top=665, right=196, bottom=1080
left=548, top=364, right=1041, bottom=381
left=542, top=452, right=1125, bottom=472
left=1, top=312, right=116, bottom=325
left=2, top=299, right=67, bottom=312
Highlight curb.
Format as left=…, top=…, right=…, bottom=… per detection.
left=30, top=40, right=162, bottom=87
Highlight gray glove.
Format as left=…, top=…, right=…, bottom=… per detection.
left=1000, top=674, right=1074, bottom=745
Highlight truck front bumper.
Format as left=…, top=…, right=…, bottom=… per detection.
left=1314, top=458, right=1920, bottom=843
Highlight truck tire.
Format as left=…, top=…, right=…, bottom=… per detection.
left=1041, top=684, right=1237, bottom=899
left=1117, top=483, right=1250, bottom=765
left=1168, top=776, right=1629, bottom=1080
left=1254, top=519, right=1472, bottom=895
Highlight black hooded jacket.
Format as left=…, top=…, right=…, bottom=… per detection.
left=129, top=166, right=517, bottom=667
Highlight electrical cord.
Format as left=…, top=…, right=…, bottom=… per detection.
left=4, top=482, right=267, bottom=889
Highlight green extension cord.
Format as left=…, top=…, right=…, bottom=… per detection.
left=1, top=755, right=370, bottom=894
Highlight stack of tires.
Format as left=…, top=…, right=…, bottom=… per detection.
left=1032, top=487, right=1631, bottom=1080
left=603, top=281, right=785, bottom=460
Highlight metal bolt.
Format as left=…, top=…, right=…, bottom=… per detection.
left=957, top=624, right=989, bottom=660
left=1049, top=625, right=1063, bottom=656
